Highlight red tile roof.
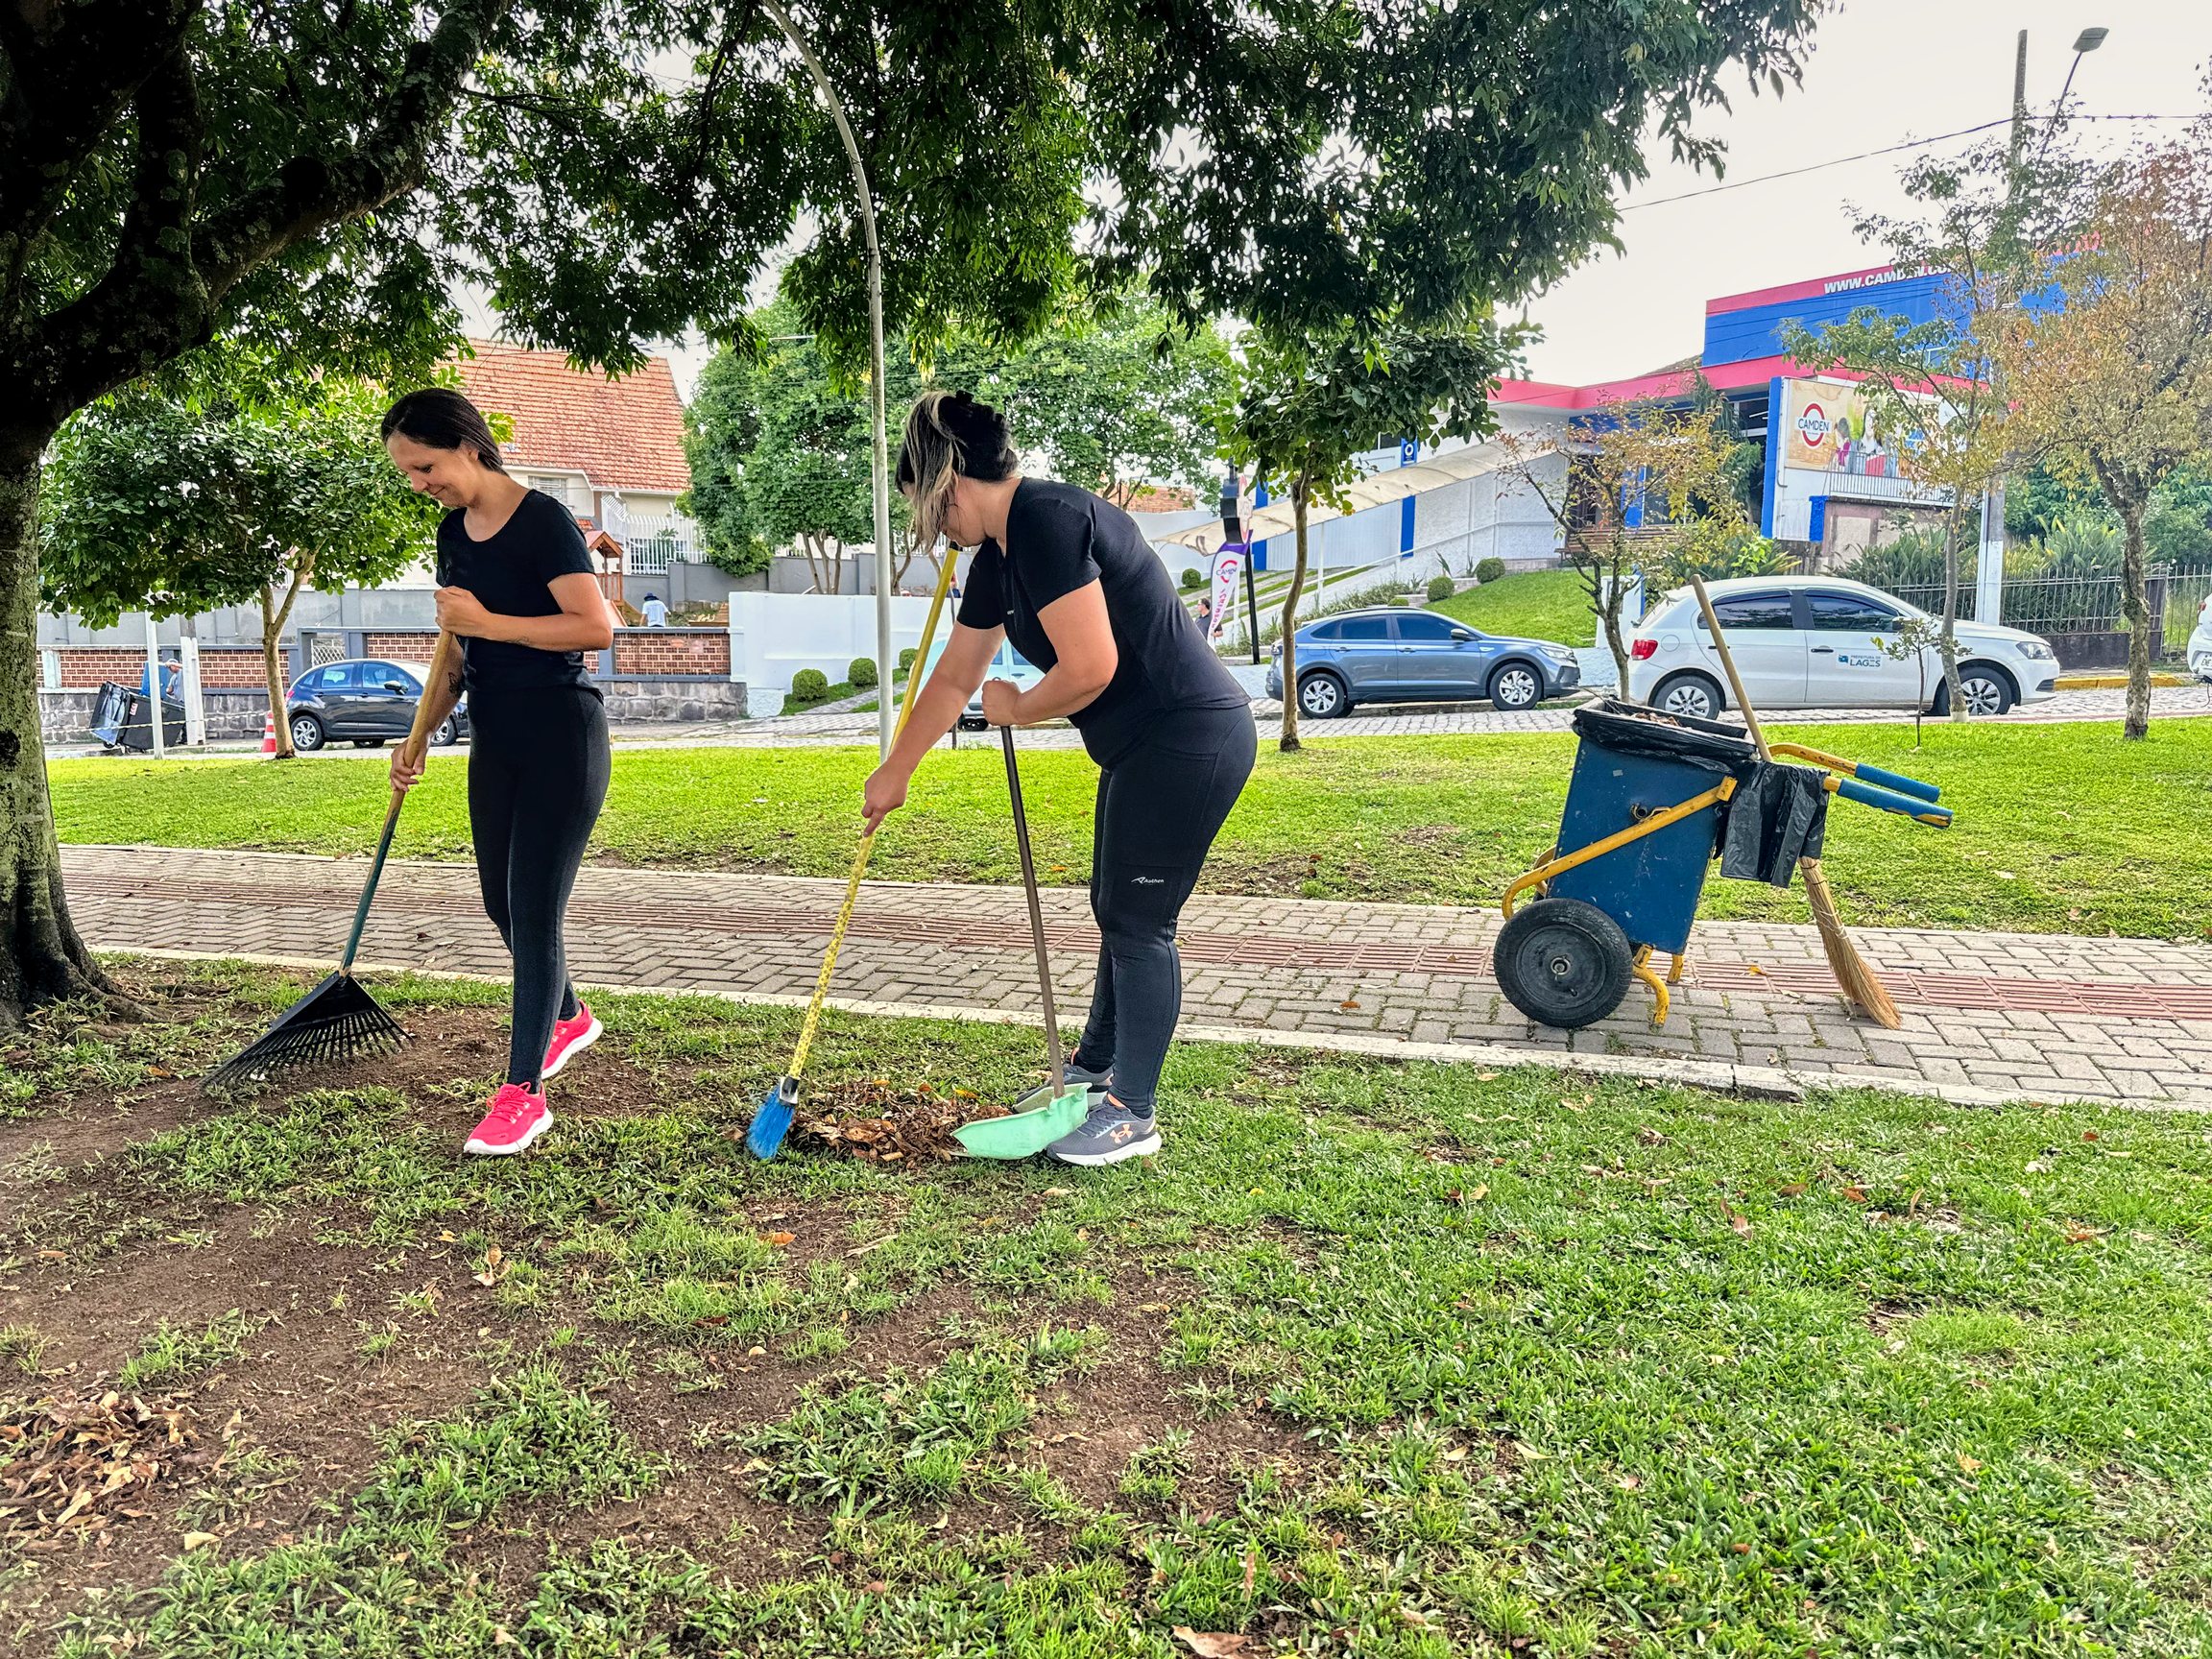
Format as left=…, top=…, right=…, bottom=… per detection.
left=451, top=340, right=691, bottom=493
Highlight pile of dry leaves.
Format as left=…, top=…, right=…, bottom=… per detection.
left=792, top=1078, right=1011, bottom=1164
left=1, top=1387, right=194, bottom=1549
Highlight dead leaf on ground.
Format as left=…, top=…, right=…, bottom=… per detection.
left=0, top=1388, right=194, bottom=1548
left=1173, top=1631, right=1258, bottom=1658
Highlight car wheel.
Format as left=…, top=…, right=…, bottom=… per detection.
left=432, top=717, right=461, bottom=747
left=289, top=713, right=325, bottom=753
left=1492, top=897, right=1635, bottom=1029
left=1298, top=671, right=1350, bottom=719
left=1489, top=661, right=1541, bottom=711
left=1651, top=672, right=1723, bottom=721
left=1934, top=665, right=2015, bottom=718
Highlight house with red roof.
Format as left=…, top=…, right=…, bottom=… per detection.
left=450, top=339, right=698, bottom=597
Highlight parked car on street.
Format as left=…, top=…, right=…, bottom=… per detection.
left=2189, top=591, right=2212, bottom=683
left=285, top=659, right=469, bottom=752
left=1263, top=607, right=1581, bottom=719
left=916, top=635, right=1049, bottom=732
left=1623, top=577, right=2059, bottom=719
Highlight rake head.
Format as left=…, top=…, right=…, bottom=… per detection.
left=203, top=972, right=410, bottom=1096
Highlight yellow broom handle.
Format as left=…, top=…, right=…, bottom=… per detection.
left=785, top=553, right=960, bottom=1080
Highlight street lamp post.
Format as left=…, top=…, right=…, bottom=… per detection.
left=761, top=0, right=897, bottom=758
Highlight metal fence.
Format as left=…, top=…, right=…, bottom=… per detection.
left=1863, top=565, right=2202, bottom=669
left=622, top=514, right=701, bottom=576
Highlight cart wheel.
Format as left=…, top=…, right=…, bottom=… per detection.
left=1493, top=898, right=1635, bottom=1029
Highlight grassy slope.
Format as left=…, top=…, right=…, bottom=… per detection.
left=49, top=718, right=2212, bottom=938
left=1431, top=568, right=1596, bottom=647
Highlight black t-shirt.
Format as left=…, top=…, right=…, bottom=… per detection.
left=956, top=479, right=1248, bottom=763
left=434, top=489, right=600, bottom=695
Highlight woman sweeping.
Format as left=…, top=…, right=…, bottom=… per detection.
left=866, top=392, right=1255, bottom=1166
left=382, top=388, right=613, bottom=1156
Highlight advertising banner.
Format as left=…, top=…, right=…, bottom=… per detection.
left=1207, top=544, right=1245, bottom=646
left=1785, top=376, right=1911, bottom=477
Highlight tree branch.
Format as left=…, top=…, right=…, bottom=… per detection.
left=0, top=0, right=198, bottom=273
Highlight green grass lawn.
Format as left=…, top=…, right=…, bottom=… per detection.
left=1432, top=568, right=1596, bottom=647
left=11, top=959, right=2212, bottom=1655
left=49, top=718, right=2212, bottom=938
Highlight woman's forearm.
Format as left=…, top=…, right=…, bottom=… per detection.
left=1015, top=664, right=1109, bottom=724
left=882, top=672, right=970, bottom=778
left=482, top=612, right=614, bottom=652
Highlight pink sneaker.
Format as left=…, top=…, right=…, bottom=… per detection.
left=541, top=1003, right=602, bottom=1080
left=465, top=1084, right=552, bottom=1157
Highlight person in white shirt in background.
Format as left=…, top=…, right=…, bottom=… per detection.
left=639, top=592, right=669, bottom=627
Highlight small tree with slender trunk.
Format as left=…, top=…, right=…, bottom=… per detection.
left=1501, top=394, right=1744, bottom=688
left=1781, top=135, right=2087, bottom=721
left=39, top=373, right=435, bottom=759
left=1997, top=116, right=2212, bottom=740
left=1225, top=323, right=1522, bottom=751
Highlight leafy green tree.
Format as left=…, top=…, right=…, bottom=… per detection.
left=938, top=300, right=1235, bottom=507
left=1782, top=134, right=2089, bottom=720
left=1226, top=323, right=1518, bottom=751
left=40, top=373, right=436, bottom=758
left=0, top=0, right=1827, bottom=1025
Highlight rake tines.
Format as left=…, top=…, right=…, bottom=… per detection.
left=203, top=971, right=409, bottom=1096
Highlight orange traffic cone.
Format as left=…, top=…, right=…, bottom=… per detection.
left=260, top=710, right=277, bottom=757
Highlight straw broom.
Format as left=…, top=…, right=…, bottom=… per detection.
left=1687, top=577, right=1901, bottom=1028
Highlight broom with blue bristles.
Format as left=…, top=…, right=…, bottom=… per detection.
left=746, top=553, right=960, bottom=1158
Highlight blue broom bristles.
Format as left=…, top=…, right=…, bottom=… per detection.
left=747, top=1074, right=801, bottom=1160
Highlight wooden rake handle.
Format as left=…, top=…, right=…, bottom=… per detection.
left=1687, top=575, right=1771, bottom=761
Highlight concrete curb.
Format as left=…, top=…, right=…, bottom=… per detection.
left=114, top=946, right=2212, bottom=1116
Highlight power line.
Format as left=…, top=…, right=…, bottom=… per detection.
left=1621, top=112, right=2199, bottom=211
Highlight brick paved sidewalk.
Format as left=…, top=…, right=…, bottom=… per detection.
left=62, top=845, right=2212, bottom=1110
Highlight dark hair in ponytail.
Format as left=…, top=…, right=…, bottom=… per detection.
left=380, top=387, right=506, bottom=472
left=896, top=390, right=1017, bottom=550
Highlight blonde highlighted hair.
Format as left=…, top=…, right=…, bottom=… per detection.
left=896, top=389, right=1018, bottom=551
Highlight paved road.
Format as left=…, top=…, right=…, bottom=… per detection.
left=62, top=845, right=2212, bottom=1111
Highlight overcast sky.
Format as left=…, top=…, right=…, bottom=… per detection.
left=1521, top=0, right=2209, bottom=385
left=474, top=1, right=2207, bottom=401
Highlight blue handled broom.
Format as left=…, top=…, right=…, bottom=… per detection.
left=746, top=555, right=960, bottom=1158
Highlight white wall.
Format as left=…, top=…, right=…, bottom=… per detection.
left=728, top=591, right=940, bottom=701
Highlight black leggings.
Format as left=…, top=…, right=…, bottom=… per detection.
left=466, top=687, right=611, bottom=1086
left=1072, top=706, right=1256, bottom=1116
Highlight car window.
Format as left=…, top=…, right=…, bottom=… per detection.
left=1699, top=592, right=1795, bottom=631
left=1394, top=613, right=1459, bottom=642
left=1807, top=590, right=1903, bottom=633
left=1335, top=616, right=1394, bottom=642
left=365, top=661, right=420, bottom=691
left=1303, top=620, right=1341, bottom=642
left=309, top=663, right=354, bottom=690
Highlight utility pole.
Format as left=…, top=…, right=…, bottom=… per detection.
left=762, top=0, right=897, bottom=758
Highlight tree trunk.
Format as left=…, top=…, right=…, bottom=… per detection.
left=0, top=441, right=128, bottom=1031
left=258, top=566, right=309, bottom=760
left=1599, top=544, right=1631, bottom=692
left=2116, top=494, right=2152, bottom=741
left=1277, top=476, right=1311, bottom=753
left=1940, top=504, right=1968, bottom=722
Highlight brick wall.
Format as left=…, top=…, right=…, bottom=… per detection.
left=362, top=630, right=442, bottom=660
left=52, top=646, right=268, bottom=689
left=613, top=628, right=729, bottom=677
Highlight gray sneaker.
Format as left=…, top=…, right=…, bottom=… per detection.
left=1046, top=1101, right=1162, bottom=1166
left=1063, top=1059, right=1113, bottom=1102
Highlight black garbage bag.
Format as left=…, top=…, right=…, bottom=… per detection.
left=1570, top=700, right=1761, bottom=779
left=1719, top=761, right=1829, bottom=886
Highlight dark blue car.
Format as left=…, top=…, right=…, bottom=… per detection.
left=285, top=658, right=469, bottom=752
left=1264, top=607, right=1581, bottom=719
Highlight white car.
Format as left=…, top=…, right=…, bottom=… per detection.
left=2189, top=592, right=2212, bottom=683
left=1624, top=576, right=2060, bottom=719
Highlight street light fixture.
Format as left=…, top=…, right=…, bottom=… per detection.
left=2039, top=26, right=2109, bottom=163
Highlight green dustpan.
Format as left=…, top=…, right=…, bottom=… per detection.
left=953, top=1083, right=1090, bottom=1160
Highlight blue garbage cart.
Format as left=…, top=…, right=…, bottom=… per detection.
left=1494, top=700, right=1951, bottom=1030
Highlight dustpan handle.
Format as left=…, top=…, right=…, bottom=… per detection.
left=1001, top=724, right=1064, bottom=1089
